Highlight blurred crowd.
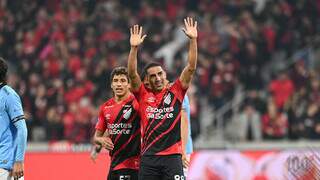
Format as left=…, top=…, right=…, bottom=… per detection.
left=0, top=0, right=319, bottom=143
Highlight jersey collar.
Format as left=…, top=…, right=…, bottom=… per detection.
left=0, top=82, right=6, bottom=90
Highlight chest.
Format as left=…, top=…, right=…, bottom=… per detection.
left=143, top=91, right=173, bottom=107
left=102, top=104, right=134, bottom=123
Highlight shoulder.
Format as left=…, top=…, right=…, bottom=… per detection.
left=170, top=79, right=187, bottom=91
left=2, top=85, right=18, bottom=96
left=2, top=85, right=21, bottom=103
left=129, top=94, right=140, bottom=109
left=100, top=98, right=114, bottom=109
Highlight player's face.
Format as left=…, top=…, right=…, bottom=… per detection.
left=111, top=74, right=130, bottom=97
left=147, top=66, right=166, bottom=92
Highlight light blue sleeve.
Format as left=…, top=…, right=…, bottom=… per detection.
left=6, top=90, right=28, bottom=162
left=13, top=120, right=28, bottom=162
left=6, top=91, right=24, bottom=123
left=182, top=95, right=190, bottom=111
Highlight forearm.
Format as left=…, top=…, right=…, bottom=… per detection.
left=94, top=144, right=102, bottom=153
left=93, top=131, right=104, bottom=145
left=14, top=120, right=28, bottom=162
left=180, top=38, right=197, bottom=87
left=127, top=46, right=141, bottom=90
left=128, top=46, right=138, bottom=76
left=187, top=38, right=197, bottom=71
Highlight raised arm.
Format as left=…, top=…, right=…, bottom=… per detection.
left=128, top=25, right=147, bottom=91
left=180, top=17, right=198, bottom=89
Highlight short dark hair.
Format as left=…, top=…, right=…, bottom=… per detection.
left=110, top=66, right=129, bottom=82
left=0, top=57, right=8, bottom=83
left=143, top=62, right=162, bottom=75
left=141, top=71, right=147, bottom=81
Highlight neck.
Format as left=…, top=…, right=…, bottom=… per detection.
left=114, top=92, right=130, bottom=102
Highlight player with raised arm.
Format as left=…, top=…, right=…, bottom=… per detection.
left=127, top=17, right=197, bottom=180
left=0, top=58, right=28, bottom=180
left=93, top=67, right=140, bottom=180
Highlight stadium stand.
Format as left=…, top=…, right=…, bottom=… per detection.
left=0, top=0, right=319, bottom=146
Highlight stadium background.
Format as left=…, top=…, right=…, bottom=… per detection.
left=1, top=0, right=320, bottom=179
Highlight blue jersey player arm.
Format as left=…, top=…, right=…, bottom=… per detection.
left=181, top=95, right=190, bottom=168
left=6, top=90, right=27, bottom=178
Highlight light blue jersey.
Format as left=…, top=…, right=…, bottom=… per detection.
left=0, top=84, right=27, bottom=170
left=182, top=95, right=193, bottom=155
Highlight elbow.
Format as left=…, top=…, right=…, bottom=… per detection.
left=188, top=67, right=196, bottom=74
left=128, top=73, right=137, bottom=80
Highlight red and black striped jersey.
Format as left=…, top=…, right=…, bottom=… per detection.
left=95, top=94, right=140, bottom=171
left=133, top=79, right=187, bottom=156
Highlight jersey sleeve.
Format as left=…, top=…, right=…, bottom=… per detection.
left=5, top=90, right=25, bottom=123
left=182, top=95, right=190, bottom=111
left=95, top=106, right=107, bottom=132
left=171, top=79, right=188, bottom=102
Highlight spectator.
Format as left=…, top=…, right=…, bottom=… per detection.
left=269, top=71, right=294, bottom=109
left=262, top=101, right=288, bottom=140
left=300, top=103, right=320, bottom=139
left=238, top=103, right=262, bottom=141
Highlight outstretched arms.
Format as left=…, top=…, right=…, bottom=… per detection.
left=128, top=25, right=147, bottom=91
left=180, top=17, right=198, bottom=89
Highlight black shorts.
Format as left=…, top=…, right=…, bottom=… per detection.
left=139, top=154, right=184, bottom=180
left=108, top=169, right=139, bottom=180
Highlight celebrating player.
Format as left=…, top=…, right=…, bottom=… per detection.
left=0, top=58, right=28, bottom=180
left=93, top=67, right=140, bottom=180
left=127, top=17, right=198, bottom=179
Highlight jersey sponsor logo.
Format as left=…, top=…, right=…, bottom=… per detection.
left=164, top=93, right=172, bottom=105
left=123, top=108, right=132, bottom=120
left=147, top=97, right=156, bottom=103
left=108, top=123, right=133, bottom=135
left=146, top=106, right=174, bottom=120
left=104, top=105, right=114, bottom=109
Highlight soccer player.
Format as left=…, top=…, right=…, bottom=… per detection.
left=181, top=95, right=193, bottom=176
left=93, top=67, right=140, bottom=180
left=0, top=58, right=28, bottom=180
left=127, top=17, right=198, bottom=179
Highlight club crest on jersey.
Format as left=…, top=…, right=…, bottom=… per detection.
left=164, top=93, right=172, bottom=105
left=123, top=108, right=132, bottom=120
left=147, top=97, right=156, bottom=103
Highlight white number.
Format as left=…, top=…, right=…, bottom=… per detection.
left=174, top=175, right=185, bottom=180
left=119, top=175, right=130, bottom=180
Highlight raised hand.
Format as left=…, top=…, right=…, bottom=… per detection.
left=130, top=25, right=147, bottom=47
left=182, top=17, right=198, bottom=39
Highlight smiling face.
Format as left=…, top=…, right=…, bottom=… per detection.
left=111, top=74, right=130, bottom=98
left=147, top=66, right=167, bottom=92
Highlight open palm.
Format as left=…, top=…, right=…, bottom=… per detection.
left=130, top=25, right=147, bottom=47
left=182, top=17, right=198, bottom=39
